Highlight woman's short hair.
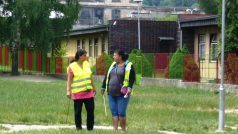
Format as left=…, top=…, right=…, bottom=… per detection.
left=114, top=49, right=129, bottom=61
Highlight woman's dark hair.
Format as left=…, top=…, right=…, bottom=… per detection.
left=70, top=49, right=87, bottom=63
left=114, top=49, right=129, bottom=61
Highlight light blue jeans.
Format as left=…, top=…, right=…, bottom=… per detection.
left=108, top=95, right=130, bottom=117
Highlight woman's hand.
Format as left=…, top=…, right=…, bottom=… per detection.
left=66, top=90, right=71, bottom=99
left=93, top=88, right=96, bottom=96
left=127, top=87, right=132, bottom=95
left=101, top=88, right=105, bottom=95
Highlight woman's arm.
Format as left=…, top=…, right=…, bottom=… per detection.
left=101, top=73, right=107, bottom=89
left=128, top=65, right=136, bottom=89
left=91, top=75, right=96, bottom=95
left=66, top=69, right=73, bottom=99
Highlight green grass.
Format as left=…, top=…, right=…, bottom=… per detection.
left=0, top=77, right=238, bottom=134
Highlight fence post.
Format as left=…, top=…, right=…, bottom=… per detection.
left=0, top=47, right=2, bottom=66
left=42, top=52, right=47, bottom=74
left=216, top=58, right=219, bottom=83
left=5, top=47, right=9, bottom=66
left=32, top=50, right=36, bottom=72
left=24, top=48, right=27, bottom=73
left=190, top=64, right=193, bottom=82
left=27, top=49, right=32, bottom=72
left=36, top=52, right=42, bottom=72
left=2, top=47, right=5, bottom=69
left=55, top=57, right=62, bottom=74
left=50, top=57, right=56, bottom=74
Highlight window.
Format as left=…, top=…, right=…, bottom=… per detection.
left=94, top=8, right=104, bottom=24
left=82, top=39, right=85, bottom=50
left=210, top=34, right=217, bottom=61
left=112, top=9, right=121, bottom=19
left=102, top=36, right=106, bottom=53
left=77, top=40, right=81, bottom=51
left=94, top=38, right=98, bottom=57
left=112, top=0, right=121, bottom=2
left=80, top=0, right=104, bottom=2
left=79, top=8, right=92, bottom=25
left=130, top=0, right=135, bottom=3
left=89, top=39, right=93, bottom=57
left=199, top=34, right=205, bottom=60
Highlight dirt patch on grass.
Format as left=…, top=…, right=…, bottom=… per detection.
left=194, top=108, right=238, bottom=114
left=225, top=109, right=238, bottom=114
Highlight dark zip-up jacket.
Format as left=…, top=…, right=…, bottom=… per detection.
left=101, top=63, right=136, bottom=91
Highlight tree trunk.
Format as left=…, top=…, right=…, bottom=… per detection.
left=11, top=45, right=19, bottom=76
left=11, top=18, right=20, bottom=76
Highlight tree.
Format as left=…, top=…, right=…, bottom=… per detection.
left=219, top=0, right=238, bottom=54
left=160, top=0, right=176, bottom=7
left=198, top=0, right=218, bottom=14
left=156, top=15, right=177, bottom=21
left=143, top=0, right=198, bottom=7
left=169, top=47, right=189, bottom=79
left=0, top=0, right=80, bottom=75
left=143, top=0, right=160, bottom=6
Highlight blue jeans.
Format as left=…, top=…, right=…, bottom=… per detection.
left=108, top=95, right=130, bottom=117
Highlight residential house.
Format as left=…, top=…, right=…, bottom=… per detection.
left=179, top=14, right=220, bottom=81
left=61, top=25, right=108, bottom=64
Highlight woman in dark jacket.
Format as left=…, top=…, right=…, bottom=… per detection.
left=101, top=49, right=135, bottom=131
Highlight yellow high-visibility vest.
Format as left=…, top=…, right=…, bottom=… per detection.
left=105, top=61, right=133, bottom=93
left=67, top=61, right=93, bottom=94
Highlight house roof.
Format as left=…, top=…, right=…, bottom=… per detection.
left=178, top=14, right=211, bottom=21
left=178, top=14, right=218, bottom=28
left=65, top=25, right=108, bottom=36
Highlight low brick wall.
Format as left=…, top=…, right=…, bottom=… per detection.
left=140, top=77, right=238, bottom=94
left=51, top=74, right=238, bottom=94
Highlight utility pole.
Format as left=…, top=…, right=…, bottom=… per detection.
left=134, top=0, right=143, bottom=50
left=218, top=0, right=226, bottom=132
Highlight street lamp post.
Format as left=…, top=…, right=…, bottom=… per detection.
left=218, top=0, right=226, bottom=132
left=134, top=0, right=143, bottom=50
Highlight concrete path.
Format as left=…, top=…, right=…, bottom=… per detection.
left=0, top=74, right=61, bottom=82
left=0, top=124, right=188, bottom=134
left=0, top=124, right=113, bottom=133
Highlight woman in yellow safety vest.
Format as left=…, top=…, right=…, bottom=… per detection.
left=66, top=49, right=96, bottom=131
left=101, top=49, right=136, bottom=131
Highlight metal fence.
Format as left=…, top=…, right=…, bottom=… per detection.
left=1, top=47, right=237, bottom=85
left=0, top=47, right=72, bottom=75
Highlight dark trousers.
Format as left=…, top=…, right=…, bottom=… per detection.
left=74, top=97, right=94, bottom=130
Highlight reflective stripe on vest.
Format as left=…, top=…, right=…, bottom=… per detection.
left=123, top=62, right=132, bottom=87
left=68, top=61, right=92, bottom=93
left=105, top=61, right=133, bottom=92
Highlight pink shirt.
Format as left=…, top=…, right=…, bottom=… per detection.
left=68, top=67, right=94, bottom=100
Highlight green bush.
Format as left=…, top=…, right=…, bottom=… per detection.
left=129, top=49, right=153, bottom=77
left=93, top=53, right=113, bottom=75
left=169, top=47, right=189, bottom=79
left=91, top=64, right=96, bottom=75
left=183, top=55, right=200, bottom=82
left=62, top=57, right=68, bottom=74
left=104, top=53, right=113, bottom=71
left=143, top=53, right=155, bottom=76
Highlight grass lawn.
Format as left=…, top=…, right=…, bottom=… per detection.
left=0, top=77, right=238, bottom=134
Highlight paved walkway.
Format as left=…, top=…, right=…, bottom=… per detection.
left=0, top=124, right=113, bottom=133
left=0, top=124, right=187, bottom=134
left=0, top=74, right=61, bottom=82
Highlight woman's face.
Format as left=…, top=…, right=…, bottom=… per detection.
left=79, top=53, right=87, bottom=61
left=113, top=52, right=122, bottom=63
